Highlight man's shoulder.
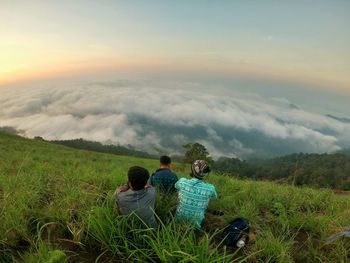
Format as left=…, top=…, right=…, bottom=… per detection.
left=153, top=168, right=177, bottom=178
left=118, top=187, right=156, bottom=200
left=178, top=177, right=189, bottom=183
left=175, top=177, right=187, bottom=188
left=146, top=186, right=156, bottom=195
left=140, top=187, right=155, bottom=200
left=200, top=181, right=216, bottom=191
left=117, top=189, right=131, bottom=200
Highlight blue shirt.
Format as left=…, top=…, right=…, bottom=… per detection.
left=175, top=178, right=217, bottom=228
left=149, top=168, right=178, bottom=192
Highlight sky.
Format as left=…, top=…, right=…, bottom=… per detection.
left=0, top=1, right=350, bottom=158
left=1, top=1, right=349, bottom=90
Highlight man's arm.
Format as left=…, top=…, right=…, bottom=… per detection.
left=175, top=177, right=183, bottom=190
left=115, top=197, right=123, bottom=215
left=149, top=173, right=154, bottom=186
left=211, top=186, right=218, bottom=199
left=113, top=184, right=130, bottom=196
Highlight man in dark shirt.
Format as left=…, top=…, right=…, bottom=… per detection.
left=115, top=166, right=157, bottom=227
left=149, top=155, right=178, bottom=192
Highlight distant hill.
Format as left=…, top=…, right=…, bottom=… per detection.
left=0, top=126, right=158, bottom=160
left=48, top=138, right=158, bottom=160
left=213, top=153, right=350, bottom=190
left=0, top=126, right=18, bottom=135
left=335, top=148, right=350, bottom=156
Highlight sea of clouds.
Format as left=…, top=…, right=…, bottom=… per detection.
left=1, top=79, right=349, bottom=159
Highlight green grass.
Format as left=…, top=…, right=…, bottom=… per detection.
left=0, top=132, right=349, bottom=262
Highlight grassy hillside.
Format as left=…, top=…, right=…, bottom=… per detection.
left=0, top=133, right=349, bottom=262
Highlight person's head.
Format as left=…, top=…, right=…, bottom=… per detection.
left=127, top=166, right=150, bottom=190
left=190, top=160, right=210, bottom=180
left=160, top=155, right=171, bottom=168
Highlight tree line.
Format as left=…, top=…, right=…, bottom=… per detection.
left=181, top=143, right=350, bottom=190
left=46, top=138, right=158, bottom=159
left=212, top=153, right=350, bottom=190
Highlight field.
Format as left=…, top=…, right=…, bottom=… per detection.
left=0, top=132, right=349, bottom=262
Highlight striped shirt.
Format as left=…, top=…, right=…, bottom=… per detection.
left=175, top=178, right=217, bottom=228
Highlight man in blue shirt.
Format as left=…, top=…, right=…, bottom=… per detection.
left=149, top=155, right=178, bottom=192
left=175, top=160, right=217, bottom=228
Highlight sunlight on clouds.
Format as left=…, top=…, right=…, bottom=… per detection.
left=0, top=30, right=349, bottom=92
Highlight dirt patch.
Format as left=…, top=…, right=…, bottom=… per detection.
left=202, top=210, right=227, bottom=232
left=62, top=243, right=123, bottom=263
left=68, top=250, right=119, bottom=263
left=39, top=191, right=55, bottom=207
left=293, top=230, right=310, bottom=252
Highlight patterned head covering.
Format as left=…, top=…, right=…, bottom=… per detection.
left=191, top=160, right=210, bottom=179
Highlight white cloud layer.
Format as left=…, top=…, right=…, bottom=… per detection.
left=1, top=80, right=349, bottom=158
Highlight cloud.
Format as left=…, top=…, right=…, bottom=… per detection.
left=264, top=35, right=273, bottom=41
left=1, top=79, right=350, bottom=159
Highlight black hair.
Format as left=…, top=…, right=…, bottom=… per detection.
left=128, top=166, right=150, bottom=190
left=160, top=155, right=171, bottom=165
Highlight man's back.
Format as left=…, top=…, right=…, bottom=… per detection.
left=150, top=168, right=178, bottom=192
left=117, top=187, right=157, bottom=227
left=175, top=177, right=217, bottom=228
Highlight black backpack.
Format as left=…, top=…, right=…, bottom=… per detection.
left=223, top=217, right=250, bottom=247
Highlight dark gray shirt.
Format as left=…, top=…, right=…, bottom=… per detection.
left=117, top=187, right=157, bottom=227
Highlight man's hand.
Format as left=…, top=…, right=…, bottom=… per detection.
left=118, top=184, right=130, bottom=193
left=114, top=184, right=130, bottom=195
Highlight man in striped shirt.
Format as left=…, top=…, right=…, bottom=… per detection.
left=175, top=160, right=217, bottom=228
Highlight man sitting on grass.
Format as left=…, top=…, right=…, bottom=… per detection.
left=149, top=155, right=178, bottom=192
left=115, top=166, right=157, bottom=227
left=175, top=160, right=217, bottom=229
